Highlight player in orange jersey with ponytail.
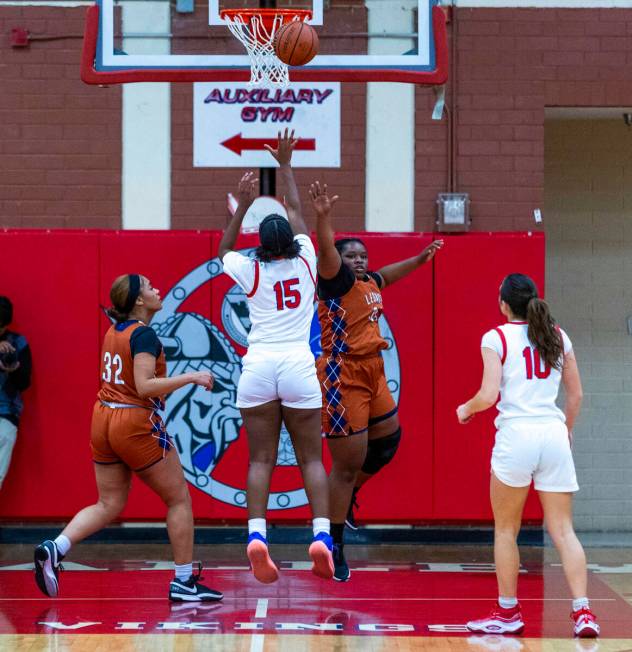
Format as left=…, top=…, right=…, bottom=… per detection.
left=34, top=274, right=223, bottom=603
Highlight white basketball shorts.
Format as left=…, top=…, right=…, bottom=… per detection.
left=491, top=419, right=579, bottom=492
left=236, top=345, right=322, bottom=410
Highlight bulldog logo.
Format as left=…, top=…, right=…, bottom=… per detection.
left=152, top=252, right=401, bottom=510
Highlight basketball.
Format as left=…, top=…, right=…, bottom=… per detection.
left=274, top=21, right=319, bottom=67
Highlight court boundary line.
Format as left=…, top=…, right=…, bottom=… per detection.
left=0, top=597, right=618, bottom=602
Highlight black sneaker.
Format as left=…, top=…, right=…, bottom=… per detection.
left=34, top=540, right=64, bottom=598
left=169, top=563, right=223, bottom=602
left=345, top=487, right=360, bottom=531
left=332, top=543, right=350, bottom=582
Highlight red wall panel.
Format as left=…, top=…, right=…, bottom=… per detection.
left=433, top=232, right=545, bottom=520
left=0, top=231, right=101, bottom=518
left=0, top=230, right=543, bottom=523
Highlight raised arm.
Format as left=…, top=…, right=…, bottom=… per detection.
left=264, top=128, right=308, bottom=235
left=377, top=240, right=444, bottom=288
left=309, top=181, right=340, bottom=280
left=218, top=171, right=258, bottom=260
left=561, top=350, right=583, bottom=436
left=456, top=347, right=502, bottom=424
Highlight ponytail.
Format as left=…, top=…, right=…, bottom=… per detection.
left=501, top=273, right=563, bottom=371
left=526, top=298, right=563, bottom=371
left=106, top=306, right=131, bottom=323
left=107, top=274, right=143, bottom=323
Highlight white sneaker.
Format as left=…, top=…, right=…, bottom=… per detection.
left=466, top=603, right=525, bottom=635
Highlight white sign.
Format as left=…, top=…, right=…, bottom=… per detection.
left=193, top=82, right=340, bottom=168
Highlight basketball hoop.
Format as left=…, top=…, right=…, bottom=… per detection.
left=220, top=8, right=312, bottom=89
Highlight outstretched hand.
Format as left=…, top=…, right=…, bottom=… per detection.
left=264, top=128, right=299, bottom=166
left=420, top=239, right=444, bottom=264
left=190, top=371, right=214, bottom=392
left=309, top=181, right=339, bottom=217
left=236, top=171, right=258, bottom=209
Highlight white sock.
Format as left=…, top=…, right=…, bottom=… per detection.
left=248, top=518, right=267, bottom=538
left=573, top=597, right=590, bottom=612
left=313, top=518, right=330, bottom=536
left=174, top=562, right=193, bottom=582
left=498, top=596, right=518, bottom=609
left=54, top=534, right=71, bottom=557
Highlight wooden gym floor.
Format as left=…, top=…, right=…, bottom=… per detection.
left=1, top=542, right=631, bottom=651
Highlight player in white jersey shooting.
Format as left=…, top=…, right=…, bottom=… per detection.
left=218, top=129, right=333, bottom=584
left=456, top=273, right=599, bottom=639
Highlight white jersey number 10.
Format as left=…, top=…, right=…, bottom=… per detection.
left=522, top=347, right=551, bottom=380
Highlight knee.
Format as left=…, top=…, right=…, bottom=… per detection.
left=362, top=428, right=401, bottom=475
left=98, top=493, right=129, bottom=519
left=249, top=456, right=277, bottom=469
left=331, top=465, right=358, bottom=485
left=546, top=521, right=576, bottom=546
left=164, top=484, right=192, bottom=510
left=294, top=450, right=321, bottom=468
left=495, top=524, right=520, bottom=542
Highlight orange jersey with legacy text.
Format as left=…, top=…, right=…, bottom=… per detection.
left=318, top=275, right=388, bottom=358
left=97, top=322, right=166, bottom=408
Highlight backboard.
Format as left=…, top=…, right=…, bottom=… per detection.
left=82, top=0, right=448, bottom=86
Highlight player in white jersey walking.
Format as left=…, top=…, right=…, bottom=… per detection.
left=456, top=273, right=599, bottom=638
left=218, top=130, right=333, bottom=584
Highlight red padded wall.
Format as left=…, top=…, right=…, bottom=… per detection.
left=0, top=230, right=543, bottom=523
left=0, top=231, right=101, bottom=518
left=433, top=232, right=545, bottom=520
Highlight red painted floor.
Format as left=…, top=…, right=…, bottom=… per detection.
left=0, top=560, right=630, bottom=638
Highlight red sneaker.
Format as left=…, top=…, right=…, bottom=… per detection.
left=572, top=607, right=600, bottom=638
left=466, top=603, right=525, bottom=635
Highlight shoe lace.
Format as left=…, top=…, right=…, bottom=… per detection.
left=573, top=607, right=595, bottom=622
left=189, top=561, right=204, bottom=585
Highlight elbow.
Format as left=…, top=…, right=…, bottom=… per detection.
left=569, top=390, right=583, bottom=405
left=136, top=385, right=150, bottom=399
left=479, top=391, right=498, bottom=408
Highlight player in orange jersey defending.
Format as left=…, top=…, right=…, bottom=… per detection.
left=310, top=181, right=443, bottom=581
left=34, top=274, right=223, bottom=602
left=457, top=273, right=599, bottom=638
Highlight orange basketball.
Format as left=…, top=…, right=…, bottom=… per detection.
left=274, top=21, right=319, bottom=67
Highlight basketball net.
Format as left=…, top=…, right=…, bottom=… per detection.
left=221, top=10, right=311, bottom=89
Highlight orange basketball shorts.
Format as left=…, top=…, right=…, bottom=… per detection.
left=90, top=400, right=172, bottom=472
left=316, top=354, right=397, bottom=438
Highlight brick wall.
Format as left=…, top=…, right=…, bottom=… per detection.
left=0, top=6, right=122, bottom=228
left=414, top=7, right=632, bottom=232
left=4, top=6, right=632, bottom=231
left=545, top=118, right=632, bottom=530
left=170, top=0, right=368, bottom=230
